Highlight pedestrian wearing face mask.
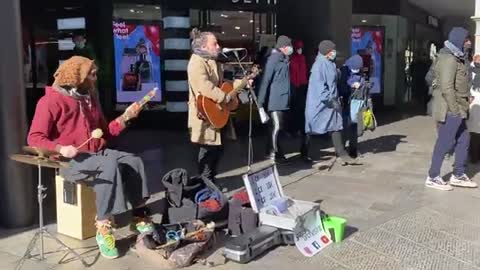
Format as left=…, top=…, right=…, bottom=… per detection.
left=290, top=40, right=310, bottom=160
left=426, top=27, right=476, bottom=191
left=258, top=35, right=294, bottom=163
left=73, top=34, right=96, bottom=61
left=338, top=54, right=365, bottom=158
left=304, top=40, right=359, bottom=165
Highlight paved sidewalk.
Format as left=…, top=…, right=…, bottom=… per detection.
left=3, top=114, right=480, bottom=270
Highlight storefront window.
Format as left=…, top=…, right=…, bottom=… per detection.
left=27, top=6, right=89, bottom=88
left=112, top=4, right=163, bottom=109
left=191, top=10, right=275, bottom=60
left=22, top=23, right=34, bottom=88
left=190, top=9, right=201, bottom=28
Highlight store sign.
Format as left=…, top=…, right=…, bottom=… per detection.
left=112, top=19, right=162, bottom=104
left=231, top=0, right=277, bottom=5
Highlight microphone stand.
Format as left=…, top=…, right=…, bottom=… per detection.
left=232, top=50, right=261, bottom=173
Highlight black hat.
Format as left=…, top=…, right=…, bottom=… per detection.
left=276, top=35, right=292, bottom=49
left=318, top=40, right=336, bottom=55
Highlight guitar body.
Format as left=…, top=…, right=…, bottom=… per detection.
left=196, top=65, right=261, bottom=129
left=196, top=95, right=229, bottom=129
left=220, top=82, right=240, bottom=111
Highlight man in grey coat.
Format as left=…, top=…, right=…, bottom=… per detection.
left=258, top=35, right=293, bottom=163
left=426, top=27, right=478, bottom=191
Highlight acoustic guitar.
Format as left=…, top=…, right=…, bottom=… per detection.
left=196, top=66, right=260, bottom=129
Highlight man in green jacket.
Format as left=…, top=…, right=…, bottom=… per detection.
left=426, top=27, right=477, bottom=191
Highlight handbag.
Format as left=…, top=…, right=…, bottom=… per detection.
left=350, top=99, right=365, bottom=123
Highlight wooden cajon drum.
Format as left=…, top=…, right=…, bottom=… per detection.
left=55, top=174, right=96, bottom=240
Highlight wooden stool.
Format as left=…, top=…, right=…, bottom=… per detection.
left=55, top=174, right=96, bottom=240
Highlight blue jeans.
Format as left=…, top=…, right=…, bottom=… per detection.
left=428, top=115, right=470, bottom=178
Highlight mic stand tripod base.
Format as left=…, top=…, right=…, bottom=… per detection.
left=16, top=163, right=89, bottom=270
left=16, top=228, right=89, bottom=269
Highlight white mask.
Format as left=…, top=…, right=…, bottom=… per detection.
left=351, top=69, right=360, bottom=74
left=75, top=41, right=86, bottom=49
left=297, top=48, right=303, bottom=55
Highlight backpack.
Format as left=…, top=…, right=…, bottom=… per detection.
left=162, top=169, right=228, bottom=225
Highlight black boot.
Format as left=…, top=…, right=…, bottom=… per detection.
left=300, top=134, right=313, bottom=163
left=348, top=148, right=358, bottom=159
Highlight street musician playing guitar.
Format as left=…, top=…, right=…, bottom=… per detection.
left=188, top=28, right=257, bottom=184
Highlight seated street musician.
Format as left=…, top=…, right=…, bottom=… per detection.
left=27, top=56, right=153, bottom=259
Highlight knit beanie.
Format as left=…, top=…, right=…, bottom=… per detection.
left=276, top=35, right=292, bottom=49
left=53, top=56, right=95, bottom=88
left=293, top=40, right=304, bottom=50
left=448, top=27, right=469, bottom=50
left=345, top=54, right=364, bottom=71
left=318, top=40, right=336, bottom=55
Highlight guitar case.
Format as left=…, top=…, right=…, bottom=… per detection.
left=224, top=225, right=283, bottom=264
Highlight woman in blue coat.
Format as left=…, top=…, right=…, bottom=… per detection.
left=338, top=54, right=365, bottom=158
left=303, top=40, right=358, bottom=165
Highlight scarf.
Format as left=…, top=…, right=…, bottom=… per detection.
left=444, top=40, right=465, bottom=58
left=192, top=48, right=217, bottom=60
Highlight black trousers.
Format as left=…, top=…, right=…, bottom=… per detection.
left=470, top=132, right=480, bottom=163
left=342, top=113, right=358, bottom=157
left=266, top=111, right=287, bottom=157
left=197, top=144, right=224, bottom=183
left=290, top=85, right=308, bottom=134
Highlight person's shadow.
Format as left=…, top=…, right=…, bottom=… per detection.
left=358, top=135, right=408, bottom=154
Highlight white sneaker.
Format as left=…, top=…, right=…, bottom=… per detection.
left=449, top=174, right=478, bottom=188
left=425, top=176, right=453, bottom=191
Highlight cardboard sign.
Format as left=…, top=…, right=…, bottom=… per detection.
left=243, top=165, right=282, bottom=212
left=293, top=209, right=331, bottom=257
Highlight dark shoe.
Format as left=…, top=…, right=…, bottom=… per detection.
left=275, top=156, right=291, bottom=165
left=348, top=148, right=358, bottom=159
left=301, top=154, right=313, bottom=163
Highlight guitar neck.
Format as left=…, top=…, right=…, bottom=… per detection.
left=232, top=77, right=249, bottom=94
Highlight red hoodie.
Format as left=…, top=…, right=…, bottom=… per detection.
left=28, top=86, right=125, bottom=153
left=290, top=40, right=308, bottom=88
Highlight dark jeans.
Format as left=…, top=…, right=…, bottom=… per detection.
left=266, top=111, right=287, bottom=157
left=342, top=113, right=358, bottom=156
left=197, top=144, right=224, bottom=183
left=60, top=149, right=149, bottom=220
left=428, top=115, right=470, bottom=178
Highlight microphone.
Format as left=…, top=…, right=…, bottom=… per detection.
left=222, top=48, right=246, bottom=53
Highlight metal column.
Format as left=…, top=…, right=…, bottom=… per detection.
left=474, top=0, right=480, bottom=55
left=0, top=0, right=34, bottom=228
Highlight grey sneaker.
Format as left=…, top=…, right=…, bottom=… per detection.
left=338, top=156, right=362, bottom=166
left=450, top=174, right=478, bottom=188
left=425, top=176, right=453, bottom=191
